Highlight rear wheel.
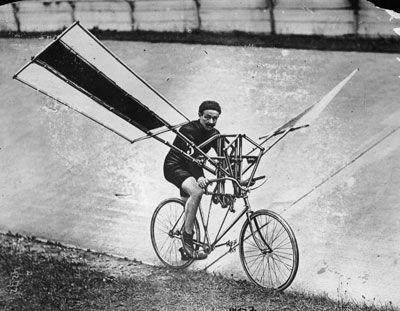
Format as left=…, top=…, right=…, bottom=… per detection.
left=239, top=210, right=299, bottom=291
left=150, top=198, right=200, bottom=269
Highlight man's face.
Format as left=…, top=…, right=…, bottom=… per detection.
left=199, top=109, right=220, bottom=131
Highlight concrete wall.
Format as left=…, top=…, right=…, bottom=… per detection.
left=0, top=0, right=398, bottom=37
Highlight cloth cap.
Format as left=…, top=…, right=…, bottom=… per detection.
left=198, top=100, right=221, bottom=114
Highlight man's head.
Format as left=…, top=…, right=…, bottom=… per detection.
left=198, top=100, right=221, bottom=131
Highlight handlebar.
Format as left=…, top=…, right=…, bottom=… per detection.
left=205, top=175, right=266, bottom=192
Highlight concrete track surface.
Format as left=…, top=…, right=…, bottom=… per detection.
left=1, top=38, right=399, bottom=305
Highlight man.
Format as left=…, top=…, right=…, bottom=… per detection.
left=163, top=100, right=221, bottom=260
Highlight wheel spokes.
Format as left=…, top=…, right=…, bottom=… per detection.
left=240, top=211, right=298, bottom=290
left=151, top=199, right=201, bottom=269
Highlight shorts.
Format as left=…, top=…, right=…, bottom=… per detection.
left=163, top=163, right=191, bottom=198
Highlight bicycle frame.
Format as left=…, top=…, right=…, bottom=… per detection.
left=181, top=175, right=272, bottom=270
left=196, top=195, right=250, bottom=252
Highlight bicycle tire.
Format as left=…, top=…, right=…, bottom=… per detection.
left=239, top=209, right=299, bottom=291
left=150, top=198, right=200, bottom=269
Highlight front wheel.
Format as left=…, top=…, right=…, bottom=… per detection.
left=150, top=198, right=200, bottom=269
left=239, top=210, right=299, bottom=291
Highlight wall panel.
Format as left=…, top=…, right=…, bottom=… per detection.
left=75, top=1, right=132, bottom=31
left=0, top=0, right=398, bottom=38
left=0, top=4, right=17, bottom=32
left=275, top=0, right=351, bottom=10
left=274, top=9, right=354, bottom=35
left=18, top=1, right=72, bottom=32
left=358, top=8, right=396, bottom=36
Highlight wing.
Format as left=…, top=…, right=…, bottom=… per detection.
left=14, top=21, right=189, bottom=143
left=259, top=68, right=359, bottom=140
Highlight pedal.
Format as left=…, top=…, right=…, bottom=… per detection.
left=178, top=247, right=191, bottom=261
left=226, top=240, right=237, bottom=253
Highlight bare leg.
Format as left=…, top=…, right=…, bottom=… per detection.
left=181, top=177, right=203, bottom=234
left=179, top=177, right=207, bottom=260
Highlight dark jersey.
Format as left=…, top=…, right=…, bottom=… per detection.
left=164, top=120, right=219, bottom=182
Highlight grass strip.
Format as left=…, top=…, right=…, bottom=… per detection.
left=0, top=232, right=397, bottom=311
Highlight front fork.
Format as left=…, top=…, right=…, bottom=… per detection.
left=243, top=196, right=273, bottom=253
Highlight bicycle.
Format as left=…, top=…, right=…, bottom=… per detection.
left=150, top=174, right=299, bottom=291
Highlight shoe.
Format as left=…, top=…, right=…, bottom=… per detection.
left=181, top=230, right=207, bottom=260
left=178, top=247, right=190, bottom=261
